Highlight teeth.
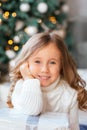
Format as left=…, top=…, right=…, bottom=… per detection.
left=39, top=76, right=49, bottom=80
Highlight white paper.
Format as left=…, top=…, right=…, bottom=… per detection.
left=0, top=108, right=28, bottom=130
left=38, top=112, right=70, bottom=130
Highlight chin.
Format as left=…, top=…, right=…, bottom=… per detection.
left=41, top=83, right=51, bottom=87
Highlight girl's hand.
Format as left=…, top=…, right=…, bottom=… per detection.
left=19, top=62, right=34, bottom=80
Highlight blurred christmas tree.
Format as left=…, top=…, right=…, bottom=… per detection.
left=0, top=0, right=74, bottom=82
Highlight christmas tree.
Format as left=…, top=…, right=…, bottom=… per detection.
left=0, top=0, right=73, bottom=82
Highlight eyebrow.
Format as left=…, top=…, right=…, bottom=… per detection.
left=33, top=57, right=60, bottom=61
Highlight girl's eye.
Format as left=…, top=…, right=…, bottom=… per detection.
left=50, top=61, right=56, bottom=64
left=34, top=60, right=40, bottom=63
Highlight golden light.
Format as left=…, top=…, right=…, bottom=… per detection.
left=4, top=11, right=9, bottom=16
left=12, top=12, right=17, bottom=17
left=14, top=46, right=19, bottom=51
left=8, top=40, right=13, bottom=45
left=3, top=11, right=9, bottom=19
left=49, top=16, right=57, bottom=24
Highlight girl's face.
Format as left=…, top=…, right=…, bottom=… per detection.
left=28, top=42, right=62, bottom=87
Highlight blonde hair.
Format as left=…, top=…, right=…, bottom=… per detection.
left=7, top=31, right=87, bottom=110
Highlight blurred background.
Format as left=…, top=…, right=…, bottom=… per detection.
left=0, top=0, right=87, bottom=83
left=67, top=0, right=87, bottom=69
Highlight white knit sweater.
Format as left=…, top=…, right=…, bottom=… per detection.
left=12, top=78, right=79, bottom=130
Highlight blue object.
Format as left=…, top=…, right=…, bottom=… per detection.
left=80, top=125, right=87, bottom=130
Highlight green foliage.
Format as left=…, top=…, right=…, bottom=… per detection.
left=0, top=47, right=9, bottom=63
left=0, top=0, right=73, bottom=65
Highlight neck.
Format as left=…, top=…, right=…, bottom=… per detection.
left=41, top=77, right=60, bottom=92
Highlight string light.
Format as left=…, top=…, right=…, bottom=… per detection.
left=3, top=11, right=10, bottom=19
left=12, top=12, right=17, bottom=17
left=14, top=45, right=19, bottom=51
left=49, top=16, right=57, bottom=24
left=8, top=40, right=13, bottom=45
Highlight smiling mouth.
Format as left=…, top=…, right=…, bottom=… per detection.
left=38, top=75, right=50, bottom=80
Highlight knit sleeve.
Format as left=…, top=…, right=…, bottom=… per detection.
left=12, top=79, right=43, bottom=115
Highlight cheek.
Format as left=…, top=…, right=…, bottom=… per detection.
left=52, top=66, right=61, bottom=77
left=54, top=70, right=60, bottom=77
left=29, top=64, right=38, bottom=73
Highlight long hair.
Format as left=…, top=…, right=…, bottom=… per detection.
left=7, top=30, right=87, bottom=110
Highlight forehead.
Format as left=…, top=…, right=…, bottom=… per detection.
left=30, top=42, right=62, bottom=59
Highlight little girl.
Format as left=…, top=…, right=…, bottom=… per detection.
left=7, top=31, right=87, bottom=130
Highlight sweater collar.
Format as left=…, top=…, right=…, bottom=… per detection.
left=41, top=77, right=60, bottom=92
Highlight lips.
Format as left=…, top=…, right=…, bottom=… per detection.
left=38, top=75, right=50, bottom=80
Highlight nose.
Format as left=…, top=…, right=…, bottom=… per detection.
left=41, top=64, right=49, bottom=73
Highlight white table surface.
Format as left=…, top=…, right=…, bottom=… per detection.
left=0, top=108, right=70, bottom=130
